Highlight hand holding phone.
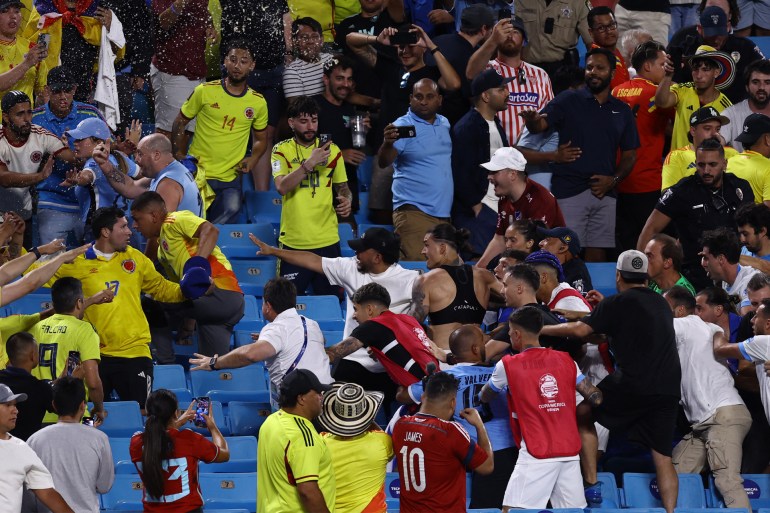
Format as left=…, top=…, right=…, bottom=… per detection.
left=318, top=133, right=332, bottom=145
left=193, top=396, right=210, bottom=428
left=395, top=125, right=417, bottom=139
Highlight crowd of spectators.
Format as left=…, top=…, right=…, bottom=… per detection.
left=2, top=0, right=770, bottom=511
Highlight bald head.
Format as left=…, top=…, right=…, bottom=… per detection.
left=412, top=78, right=439, bottom=95
left=136, top=133, right=175, bottom=176
left=448, top=325, right=486, bottom=364
left=139, top=133, right=173, bottom=154
left=410, top=79, right=442, bottom=122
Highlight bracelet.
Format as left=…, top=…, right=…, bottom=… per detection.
left=31, top=246, right=41, bottom=259
left=611, top=175, right=622, bottom=187
left=209, top=355, right=218, bottom=370
left=429, top=47, right=440, bottom=55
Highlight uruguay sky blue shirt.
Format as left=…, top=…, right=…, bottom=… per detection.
left=150, top=160, right=203, bottom=217
left=392, top=108, right=453, bottom=218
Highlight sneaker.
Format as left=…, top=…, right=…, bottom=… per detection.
left=584, top=482, right=603, bottom=506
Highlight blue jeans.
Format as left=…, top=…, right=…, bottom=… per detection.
left=37, top=209, right=84, bottom=247
left=206, top=178, right=242, bottom=224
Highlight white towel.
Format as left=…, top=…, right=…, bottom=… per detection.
left=94, top=11, right=125, bottom=130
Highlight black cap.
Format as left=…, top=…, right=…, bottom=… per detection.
left=471, top=68, right=514, bottom=97
left=689, top=106, right=729, bottom=127
left=279, top=369, right=332, bottom=401
left=348, top=227, right=401, bottom=263
left=47, top=66, right=76, bottom=91
left=460, top=4, right=495, bottom=32
left=0, top=1, right=23, bottom=10
left=511, top=16, right=528, bottom=44
left=537, top=226, right=582, bottom=256
left=700, top=6, right=728, bottom=37
left=1, top=90, right=30, bottom=113
left=735, top=113, right=770, bottom=145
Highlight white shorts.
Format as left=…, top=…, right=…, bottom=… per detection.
left=150, top=64, right=203, bottom=132
left=503, top=457, right=587, bottom=509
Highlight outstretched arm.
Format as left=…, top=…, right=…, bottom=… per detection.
left=249, top=234, right=323, bottom=273
left=325, top=337, right=365, bottom=363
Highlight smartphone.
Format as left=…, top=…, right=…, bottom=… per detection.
left=395, top=125, right=417, bottom=139
left=193, top=396, right=210, bottom=427
left=544, top=17, right=555, bottom=34
left=391, top=30, right=419, bottom=46
left=37, top=152, right=50, bottom=173
left=668, top=47, right=683, bottom=72
left=66, top=351, right=80, bottom=376
left=37, top=33, right=50, bottom=49
left=318, top=133, right=332, bottom=145
left=82, top=416, right=94, bottom=427
left=498, top=7, right=512, bottom=20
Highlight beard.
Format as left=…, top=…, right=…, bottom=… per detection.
left=498, top=42, right=520, bottom=57
left=751, top=91, right=770, bottom=109
left=294, top=129, right=316, bottom=144
left=585, top=75, right=612, bottom=94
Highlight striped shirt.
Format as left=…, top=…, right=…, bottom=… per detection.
left=283, top=53, right=334, bottom=98
left=487, top=59, right=554, bottom=145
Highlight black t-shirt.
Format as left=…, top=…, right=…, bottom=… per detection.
left=492, top=302, right=583, bottom=359
left=314, top=94, right=360, bottom=210
left=0, top=368, right=53, bottom=440
left=351, top=320, right=428, bottom=381
left=429, top=33, right=475, bottom=125
left=377, top=61, right=442, bottom=126
left=563, top=258, right=593, bottom=295
left=582, top=287, right=681, bottom=397
left=668, top=28, right=765, bottom=104
left=220, top=0, right=288, bottom=70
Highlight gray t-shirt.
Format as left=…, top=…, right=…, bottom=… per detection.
left=27, top=423, right=114, bottom=513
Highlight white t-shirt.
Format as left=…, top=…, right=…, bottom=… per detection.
left=738, top=335, right=770, bottom=423
left=322, top=257, right=419, bottom=371
left=674, top=315, right=743, bottom=424
left=723, top=265, right=759, bottom=310
left=0, top=126, right=66, bottom=218
left=549, top=283, right=591, bottom=313
left=260, top=308, right=332, bottom=393
left=481, top=120, right=504, bottom=212
left=721, top=100, right=752, bottom=152
left=0, top=434, right=55, bottom=511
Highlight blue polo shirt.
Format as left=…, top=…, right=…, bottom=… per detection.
left=542, top=87, right=639, bottom=199
left=392, top=108, right=453, bottom=218
left=32, top=102, right=105, bottom=213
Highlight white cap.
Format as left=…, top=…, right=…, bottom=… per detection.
left=480, top=147, right=527, bottom=172
left=616, top=250, right=648, bottom=280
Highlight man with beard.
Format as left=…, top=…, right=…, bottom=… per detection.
left=522, top=48, right=639, bottom=262
left=271, top=96, right=352, bottom=297
left=587, top=7, right=630, bottom=91
left=738, top=203, right=770, bottom=273
left=250, top=228, right=418, bottom=403
left=45, top=206, right=185, bottom=409
left=314, top=55, right=362, bottom=215
left=638, top=137, right=754, bottom=290
left=0, top=90, right=74, bottom=247
left=171, top=39, right=269, bottom=224
left=32, top=67, right=105, bottom=247
left=721, top=59, right=770, bottom=151
left=727, top=113, right=770, bottom=205
left=655, top=44, right=735, bottom=151
left=466, top=16, right=553, bottom=146
left=284, top=18, right=335, bottom=99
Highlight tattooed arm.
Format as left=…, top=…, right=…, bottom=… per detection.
left=333, top=182, right=352, bottom=218
left=576, top=378, right=603, bottom=407
left=98, top=159, right=150, bottom=199
left=409, top=275, right=430, bottom=323
left=325, top=337, right=364, bottom=364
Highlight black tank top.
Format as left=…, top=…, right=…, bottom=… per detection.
left=429, top=264, right=486, bottom=326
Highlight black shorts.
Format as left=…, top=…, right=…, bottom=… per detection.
left=99, top=355, right=153, bottom=409
left=593, top=378, right=679, bottom=457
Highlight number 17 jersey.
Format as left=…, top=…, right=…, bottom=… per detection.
left=392, top=413, right=488, bottom=513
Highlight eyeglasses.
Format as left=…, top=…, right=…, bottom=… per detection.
left=296, top=34, right=321, bottom=42
left=592, top=22, right=617, bottom=33
left=400, top=72, right=410, bottom=89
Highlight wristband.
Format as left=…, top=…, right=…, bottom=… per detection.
left=209, top=355, right=218, bottom=370
left=611, top=175, right=622, bottom=187
left=31, top=246, right=41, bottom=259
left=429, top=47, right=439, bottom=55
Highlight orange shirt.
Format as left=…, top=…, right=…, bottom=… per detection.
left=612, top=77, right=672, bottom=193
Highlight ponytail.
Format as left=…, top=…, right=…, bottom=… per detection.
left=141, top=389, right=178, bottom=500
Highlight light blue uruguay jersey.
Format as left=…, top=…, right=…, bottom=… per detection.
left=149, top=160, right=203, bottom=217
left=408, top=363, right=515, bottom=450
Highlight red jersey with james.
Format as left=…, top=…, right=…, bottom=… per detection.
left=130, top=428, right=219, bottom=511
left=612, top=77, right=671, bottom=193
left=392, top=413, right=488, bottom=513
left=496, top=178, right=566, bottom=235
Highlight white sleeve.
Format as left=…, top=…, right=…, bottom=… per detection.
left=22, top=445, right=54, bottom=490
left=741, top=335, right=770, bottom=363
left=488, top=360, right=508, bottom=392
left=258, top=323, right=283, bottom=352
left=554, top=296, right=591, bottom=313
left=321, top=257, right=354, bottom=287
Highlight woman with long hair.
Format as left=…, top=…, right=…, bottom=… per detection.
left=129, top=389, right=229, bottom=512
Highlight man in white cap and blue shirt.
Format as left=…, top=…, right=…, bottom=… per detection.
left=0, top=383, right=74, bottom=512
left=476, top=146, right=565, bottom=269
left=540, top=250, right=682, bottom=512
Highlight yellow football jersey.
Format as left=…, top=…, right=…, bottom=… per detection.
left=661, top=145, right=739, bottom=190
left=727, top=150, right=770, bottom=203
left=0, top=313, right=41, bottom=369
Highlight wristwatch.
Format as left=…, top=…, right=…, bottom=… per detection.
left=209, top=356, right=218, bottom=370
left=611, top=175, right=622, bottom=188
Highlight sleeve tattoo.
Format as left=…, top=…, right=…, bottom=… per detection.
left=325, top=337, right=364, bottom=363
left=409, top=277, right=428, bottom=322
left=333, top=182, right=353, bottom=203
left=576, top=379, right=603, bottom=407
left=106, top=163, right=126, bottom=185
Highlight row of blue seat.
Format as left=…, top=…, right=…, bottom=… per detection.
left=243, top=190, right=373, bottom=226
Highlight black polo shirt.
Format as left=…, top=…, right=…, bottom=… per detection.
left=0, top=367, right=53, bottom=440
left=655, top=172, right=754, bottom=289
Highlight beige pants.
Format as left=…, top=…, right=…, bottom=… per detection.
left=672, top=404, right=752, bottom=508
left=392, top=207, right=446, bottom=261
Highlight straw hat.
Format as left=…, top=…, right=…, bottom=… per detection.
left=317, top=382, right=384, bottom=437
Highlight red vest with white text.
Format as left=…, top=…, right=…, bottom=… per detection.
left=502, top=348, right=581, bottom=459
left=370, top=311, right=440, bottom=386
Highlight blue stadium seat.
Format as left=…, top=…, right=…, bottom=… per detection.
left=385, top=472, right=401, bottom=499
left=295, top=295, right=344, bottom=331
left=386, top=498, right=400, bottom=510
left=234, top=294, right=264, bottom=334
left=339, top=223, right=356, bottom=257
left=228, top=401, right=272, bottom=436
left=200, top=472, right=257, bottom=513
left=322, top=330, right=344, bottom=347
left=624, top=473, right=706, bottom=508
left=245, top=190, right=282, bottom=225
left=109, top=438, right=137, bottom=474
left=586, top=262, right=617, bottom=298
left=152, top=364, right=187, bottom=391
left=354, top=191, right=370, bottom=224
left=188, top=400, right=230, bottom=436
left=5, top=293, right=53, bottom=315
left=399, top=260, right=429, bottom=273
left=710, top=474, right=770, bottom=508
left=200, top=436, right=257, bottom=473
left=231, top=259, right=277, bottom=297
left=100, top=474, right=144, bottom=510
left=595, top=471, right=623, bottom=508
left=99, top=401, right=144, bottom=437
left=217, top=223, right=276, bottom=260
left=514, top=510, right=583, bottom=513
left=190, top=364, right=270, bottom=404
left=233, top=330, right=257, bottom=348
left=750, top=37, right=770, bottom=62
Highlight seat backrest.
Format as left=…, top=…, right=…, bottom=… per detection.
left=231, top=260, right=277, bottom=286
left=710, top=474, right=770, bottom=508
left=100, top=474, right=144, bottom=509
left=242, top=295, right=262, bottom=321
left=295, top=295, right=342, bottom=321
left=245, top=190, right=283, bottom=224
left=5, top=294, right=53, bottom=315
left=109, top=437, right=136, bottom=474
left=98, top=401, right=144, bottom=438
left=228, top=401, right=271, bottom=436
left=188, top=400, right=230, bottom=436
left=322, top=331, right=344, bottom=347
left=199, top=472, right=257, bottom=513
left=200, top=436, right=257, bottom=473
left=217, top=223, right=276, bottom=249
left=152, top=364, right=187, bottom=391
left=586, top=262, right=618, bottom=298
left=597, top=471, right=622, bottom=508
left=191, top=364, right=268, bottom=396
left=624, top=473, right=705, bottom=508
left=385, top=472, right=401, bottom=499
